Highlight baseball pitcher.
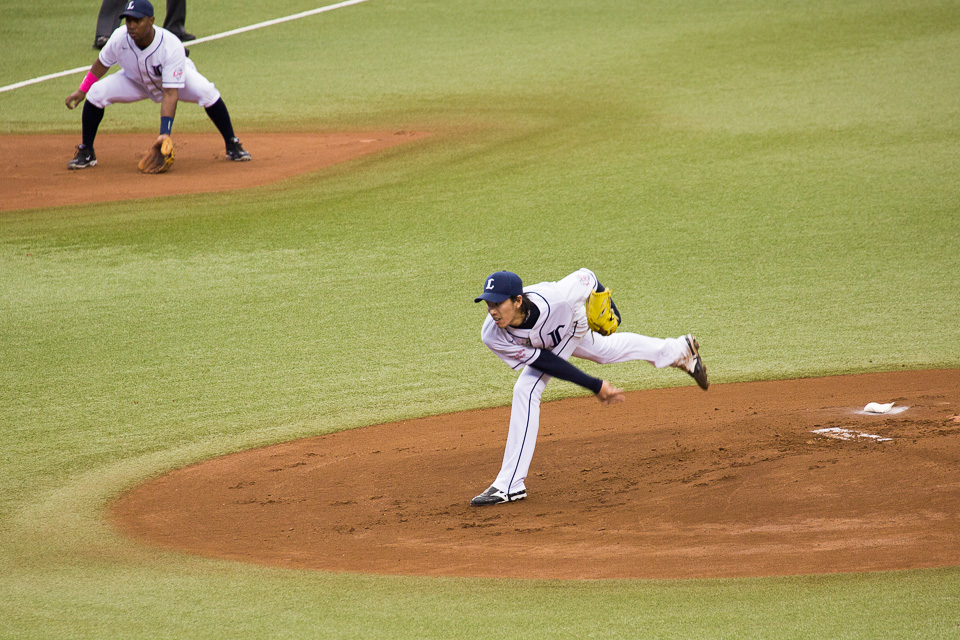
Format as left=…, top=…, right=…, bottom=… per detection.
left=471, top=268, right=709, bottom=506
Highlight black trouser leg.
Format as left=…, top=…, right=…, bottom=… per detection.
left=82, top=102, right=105, bottom=149
left=204, top=98, right=236, bottom=144
left=163, top=0, right=187, bottom=35
left=95, top=0, right=125, bottom=38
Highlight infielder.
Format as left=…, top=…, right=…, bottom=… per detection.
left=471, top=269, right=709, bottom=506
left=65, top=0, right=250, bottom=170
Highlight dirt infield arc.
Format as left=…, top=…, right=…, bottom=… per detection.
left=110, top=369, right=960, bottom=580
left=1, top=132, right=428, bottom=213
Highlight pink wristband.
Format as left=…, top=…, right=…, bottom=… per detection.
left=79, top=71, right=99, bottom=94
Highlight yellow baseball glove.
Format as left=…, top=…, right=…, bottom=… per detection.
left=138, top=136, right=175, bottom=174
left=585, top=287, right=620, bottom=336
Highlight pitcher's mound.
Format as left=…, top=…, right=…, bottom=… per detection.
left=110, top=369, right=960, bottom=579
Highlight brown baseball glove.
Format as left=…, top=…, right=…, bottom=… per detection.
left=138, top=136, right=175, bottom=174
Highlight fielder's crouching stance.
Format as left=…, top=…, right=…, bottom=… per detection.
left=65, top=0, right=251, bottom=171
left=471, top=268, right=709, bottom=506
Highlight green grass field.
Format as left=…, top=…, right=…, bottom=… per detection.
left=2, top=0, right=960, bottom=637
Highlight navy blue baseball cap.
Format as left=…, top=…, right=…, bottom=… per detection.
left=121, top=0, right=154, bottom=19
left=474, top=271, right=524, bottom=303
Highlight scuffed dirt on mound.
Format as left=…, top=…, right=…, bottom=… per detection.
left=110, top=369, right=960, bottom=580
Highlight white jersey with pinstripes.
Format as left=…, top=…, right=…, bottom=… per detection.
left=480, top=268, right=598, bottom=369
left=99, top=25, right=187, bottom=101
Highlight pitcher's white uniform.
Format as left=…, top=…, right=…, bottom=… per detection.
left=86, top=26, right=221, bottom=109
left=481, top=268, right=695, bottom=497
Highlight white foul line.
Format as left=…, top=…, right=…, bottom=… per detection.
left=0, top=66, right=91, bottom=94
left=0, top=0, right=369, bottom=95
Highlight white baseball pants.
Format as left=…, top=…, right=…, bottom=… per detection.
left=493, top=332, right=690, bottom=495
left=86, top=61, right=221, bottom=109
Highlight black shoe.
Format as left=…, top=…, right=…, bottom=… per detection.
left=225, top=137, right=251, bottom=162
left=470, top=485, right=526, bottom=506
left=684, top=334, right=709, bottom=390
left=68, top=144, right=97, bottom=170
left=93, top=35, right=109, bottom=49
left=180, top=32, right=196, bottom=42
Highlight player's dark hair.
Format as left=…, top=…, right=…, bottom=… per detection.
left=515, top=295, right=533, bottom=320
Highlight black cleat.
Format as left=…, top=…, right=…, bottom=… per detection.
left=684, top=334, right=709, bottom=390
left=167, top=30, right=196, bottom=42
left=470, top=485, right=526, bottom=506
left=93, top=36, right=109, bottom=49
left=225, top=137, right=251, bottom=162
left=68, top=144, right=97, bottom=170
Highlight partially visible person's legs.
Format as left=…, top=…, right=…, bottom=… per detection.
left=94, top=0, right=125, bottom=48
left=162, top=0, right=194, bottom=41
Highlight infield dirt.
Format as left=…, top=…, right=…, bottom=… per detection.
left=111, top=369, right=960, bottom=580
left=1, top=132, right=428, bottom=213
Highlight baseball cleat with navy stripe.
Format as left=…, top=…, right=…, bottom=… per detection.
left=684, top=334, right=709, bottom=390
left=470, top=485, right=527, bottom=506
